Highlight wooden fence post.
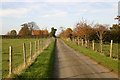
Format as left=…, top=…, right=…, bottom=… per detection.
left=74, top=38, right=76, bottom=45
left=73, top=38, right=75, bottom=44
left=85, top=40, right=87, bottom=48
left=45, top=39, right=47, bottom=48
left=35, top=41, right=37, bottom=53
left=78, top=37, right=80, bottom=46
left=23, top=43, right=26, bottom=67
left=38, top=40, right=39, bottom=52
left=88, top=40, right=89, bottom=48
left=40, top=40, right=42, bottom=51
left=39, top=40, right=40, bottom=51
left=42, top=40, right=44, bottom=49
left=76, top=38, right=77, bottom=45
left=42, top=40, right=43, bottom=50
left=110, top=40, right=113, bottom=58
left=79, top=38, right=81, bottom=46
left=30, top=42, right=32, bottom=60
left=41, top=40, right=43, bottom=51
left=92, top=40, right=95, bottom=50
left=82, top=39, right=83, bottom=46
left=9, top=46, right=12, bottom=75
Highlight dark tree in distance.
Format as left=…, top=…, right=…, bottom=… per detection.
left=110, top=24, right=120, bottom=42
left=50, top=27, right=57, bottom=37
left=9, top=30, right=17, bottom=36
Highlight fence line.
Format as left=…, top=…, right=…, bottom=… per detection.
left=68, top=38, right=118, bottom=60
left=7, top=38, right=54, bottom=78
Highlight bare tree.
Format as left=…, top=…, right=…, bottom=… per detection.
left=94, top=24, right=108, bottom=53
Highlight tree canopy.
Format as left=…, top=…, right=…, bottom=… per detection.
left=9, top=30, right=17, bottom=36
left=59, top=28, right=73, bottom=39
left=59, top=19, right=119, bottom=42
left=18, top=24, right=32, bottom=36
left=49, top=27, right=57, bottom=37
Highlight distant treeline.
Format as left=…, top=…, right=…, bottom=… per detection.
left=59, top=20, right=119, bottom=43
left=1, top=35, right=49, bottom=39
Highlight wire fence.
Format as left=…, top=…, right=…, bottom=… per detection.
left=66, top=38, right=118, bottom=60
left=2, top=38, right=54, bottom=78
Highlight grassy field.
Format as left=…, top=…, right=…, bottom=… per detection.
left=0, top=39, right=2, bottom=79
left=14, top=39, right=56, bottom=79
left=63, top=40, right=119, bottom=73
left=2, top=39, right=44, bottom=78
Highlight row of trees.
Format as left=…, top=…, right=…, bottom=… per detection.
left=7, top=22, right=57, bottom=38
left=7, top=22, right=41, bottom=36
left=59, top=19, right=119, bottom=53
left=59, top=19, right=119, bottom=43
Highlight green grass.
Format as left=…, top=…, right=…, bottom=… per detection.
left=93, top=42, right=118, bottom=57
left=86, top=41, right=118, bottom=58
left=2, top=39, right=44, bottom=78
left=14, top=39, right=56, bottom=79
left=0, top=39, right=2, bottom=79
left=63, top=40, right=119, bottom=73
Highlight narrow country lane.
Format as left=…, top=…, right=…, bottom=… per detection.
left=54, top=39, right=118, bottom=78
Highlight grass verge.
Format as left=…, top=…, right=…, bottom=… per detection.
left=63, top=39, right=119, bottom=73
left=14, top=39, right=56, bottom=79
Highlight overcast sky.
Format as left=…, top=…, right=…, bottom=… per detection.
left=0, top=0, right=119, bottom=35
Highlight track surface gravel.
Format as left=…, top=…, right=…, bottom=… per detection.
left=54, top=39, right=118, bottom=78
